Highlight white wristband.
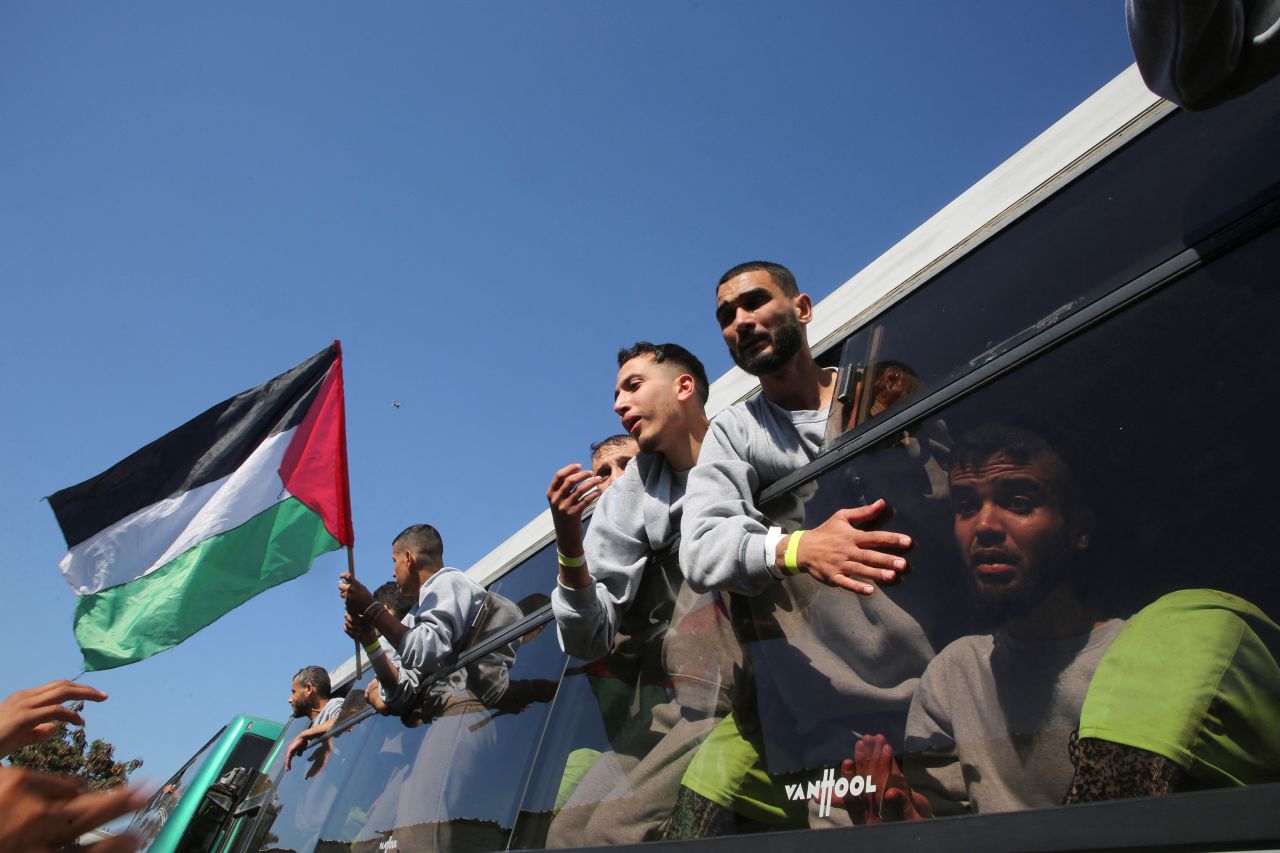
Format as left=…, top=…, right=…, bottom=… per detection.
left=764, top=526, right=785, bottom=579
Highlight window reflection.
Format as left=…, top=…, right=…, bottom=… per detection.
left=736, top=219, right=1280, bottom=827
left=518, top=551, right=745, bottom=846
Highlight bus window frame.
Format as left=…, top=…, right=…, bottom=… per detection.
left=759, top=188, right=1280, bottom=509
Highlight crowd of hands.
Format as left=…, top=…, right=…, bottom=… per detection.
left=0, top=680, right=148, bottom=853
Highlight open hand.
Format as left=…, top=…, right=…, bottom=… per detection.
left=835, top=734, right=931, bottom=823
left=792, top=500, right=911, bottom=595
left=0, top=680, right=108, bottom=759
left=0, top=766, right=147, bottom=853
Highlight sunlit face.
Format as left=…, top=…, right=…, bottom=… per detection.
left=950, top=452, right=1084, bottom=619
left=391, top=546, right=415, bottom=598
left=613, top=355, right=683, bottom=455
left=592, top=440, right=638, bottom=492
left=715, top=270, right=805, bottom=376
left=288, top=678, right=311, bottom=718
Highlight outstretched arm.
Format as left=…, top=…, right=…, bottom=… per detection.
left=552, top=471, right=650, bottom=661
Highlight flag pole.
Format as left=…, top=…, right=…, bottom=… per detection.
left=350, top=546, right=363, bottom=678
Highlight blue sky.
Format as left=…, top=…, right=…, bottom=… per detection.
left=1, top=3, right=1135, bottom=787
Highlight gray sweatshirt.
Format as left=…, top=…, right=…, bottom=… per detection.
left=677, top=391, right=960, bottom=772
left=552, top=452, right=687, bottom=661
left=680, top=393, right=826, bottom=595
left=380, top=566, right=487, bottom=712
left=904, top=618, right=1125, bottom=815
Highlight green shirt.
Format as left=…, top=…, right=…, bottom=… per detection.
left=1078, top=588, right=1280, bottom=787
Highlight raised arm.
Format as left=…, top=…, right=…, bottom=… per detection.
left=552, top=470, right=650, bottom=661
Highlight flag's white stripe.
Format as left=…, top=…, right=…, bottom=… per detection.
left=60, top=428, right=297, bottom=595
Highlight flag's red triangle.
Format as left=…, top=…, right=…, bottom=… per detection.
left=279, top=341, right=354, bottom=547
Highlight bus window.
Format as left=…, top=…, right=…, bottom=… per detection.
left=822, top=74, right=1280, bottom=451
left=734, top=214, right=1280, bottom=827
left=244, top=548, right=564, bottom=852
left=130, top=729, right=226, bottom=847
left=512, top=547, right=747, bottom=847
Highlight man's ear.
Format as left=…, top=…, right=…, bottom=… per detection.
left=403, top=549, right=417, bottom=571
left=675, top=373, right=697, bottom=403
left=795, top=293, right=814, bottom=324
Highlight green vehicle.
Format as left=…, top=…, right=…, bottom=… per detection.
left=128, top=715, right=285, bottom=853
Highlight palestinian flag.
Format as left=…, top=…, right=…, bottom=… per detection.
left=49, top=343, right=353, bottom=671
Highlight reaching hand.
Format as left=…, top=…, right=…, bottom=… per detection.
left=791, top=501, right=912, bottom=595
left=0, top=766, right=147, bottom=853
left=338, top=572, right=374, bottom=616
left=835, top=734, right=932, bottom=824
left=0, top=680, right=108, bottom=759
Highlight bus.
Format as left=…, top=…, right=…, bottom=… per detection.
left=220, top=63, right=1280, bottom=853
left=129, top=715, right=285, bottom=853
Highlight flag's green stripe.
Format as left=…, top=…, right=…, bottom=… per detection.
left=74, top=497, right=340, bottom=671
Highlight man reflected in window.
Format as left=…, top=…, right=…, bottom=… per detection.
left=896, top=424, right=1125, bottom=815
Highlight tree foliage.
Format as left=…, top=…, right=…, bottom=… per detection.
left=6, top=720, right=142, bottom=790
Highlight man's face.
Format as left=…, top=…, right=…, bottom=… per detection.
left=391, top=546, right=415, bottom=598
left=950, top=452, right=1083, bottom=621
left=288, top=678, right=311, bottom=718
left=613, top=355, right=683, bottom=455
left=592, top=441, right=638, bottom=493
left=715, top=270, right=805, bottom=376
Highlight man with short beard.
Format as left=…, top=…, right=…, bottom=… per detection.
left=902, top=424, right=1124, bottom=815
left=677, top=261, right=954, bottom=828
left=681, top=260, right=912, bottom=597
left=284, top=665, right=345, bottom=770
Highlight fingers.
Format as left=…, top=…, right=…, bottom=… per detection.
left=15, top=768, right=84, bottom=798
left=57, top=786, right=148, bottom=839
left=828, top=573, right=877, bottom=596
left=84, top=833, right=143, bottom=853
left=26, top=680, right=108, bottom=708
left=549, top=469, right=602, bottom=514
left=547, top=463, right=583, bottom=494
left=835, top=499, right=886, bottom=525
left=854, top=529, right=913, bottom=551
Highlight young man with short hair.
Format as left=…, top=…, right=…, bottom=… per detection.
left=546, top=341, right=742, bottom=845
left=340, top=524, right=500, bottom=714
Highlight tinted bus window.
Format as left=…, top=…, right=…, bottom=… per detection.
left=246, top=559, right=565, bottom=852
left=824, top=75, right=1280, bottom=448
left=736, top=216, right=1280, bottom=826
left=131, top=729, right=226, bottom=848
left=512, top=549, right=746, bottom=847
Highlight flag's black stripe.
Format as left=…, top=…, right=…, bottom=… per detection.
left=50, top=345, right=337, bottom=549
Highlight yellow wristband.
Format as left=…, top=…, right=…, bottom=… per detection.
left=783, top=531, right=806, bottom=575
left=363, top=641, right=383, bottom=658
left=557, top=551, right=586, bottom=568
